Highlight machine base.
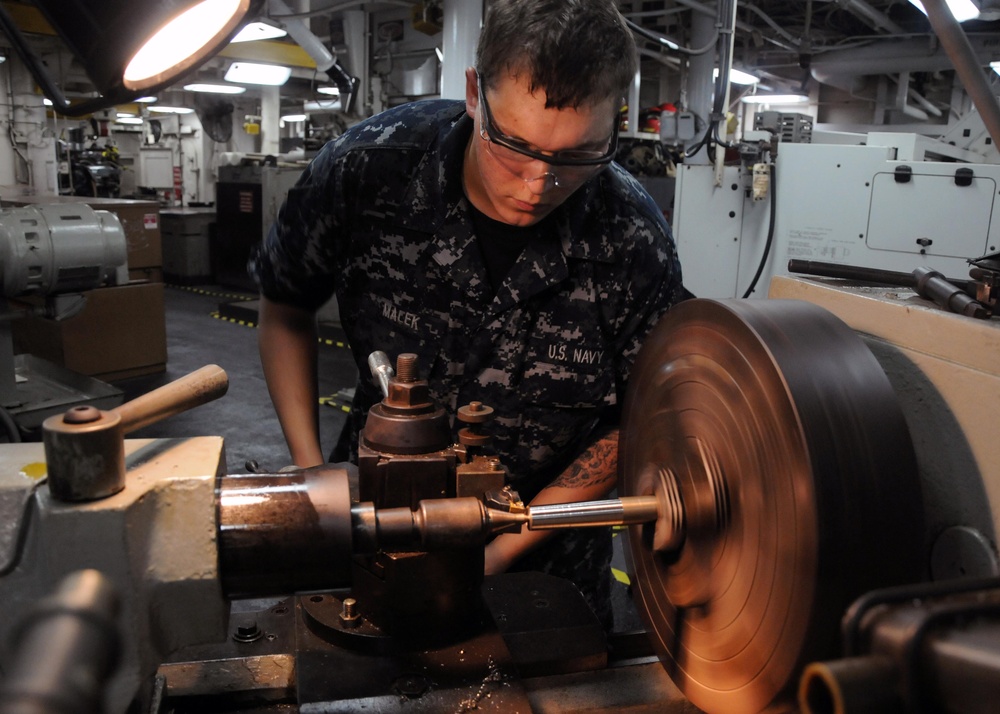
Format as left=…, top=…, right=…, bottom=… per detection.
left=159, top=572, right=697, bottom=713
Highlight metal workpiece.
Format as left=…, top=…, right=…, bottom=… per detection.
left=0, top=570, right=121, bottom=714
left=524, top=496, right=662, bottom=530
left=42, top=364, right=229, bottom=501
left=349, top=489, right=665, bottom=555
left=217, top=464, right=355, bottom=598
left=619, top=298, right=925, bottom=714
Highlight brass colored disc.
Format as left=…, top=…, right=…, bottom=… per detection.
left=620, top=299, right=924, bottom=714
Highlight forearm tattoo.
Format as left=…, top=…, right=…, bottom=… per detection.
left=552, top=427, right=619, bottom=489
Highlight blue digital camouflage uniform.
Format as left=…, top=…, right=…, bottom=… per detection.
left=250, top=99, right=687, bottom=628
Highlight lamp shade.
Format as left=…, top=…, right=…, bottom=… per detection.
left=7, top=0, right=258, bottom=114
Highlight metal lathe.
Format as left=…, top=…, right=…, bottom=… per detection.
left=1, top=275, right=998, bottom=714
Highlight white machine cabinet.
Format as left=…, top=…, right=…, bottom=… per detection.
left=770, top=275, right=1000, bottom=582
left=675, top=139, right=1000, bottom=299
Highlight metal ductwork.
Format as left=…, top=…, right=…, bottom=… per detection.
left=810, top=34, right=1000, bottom=94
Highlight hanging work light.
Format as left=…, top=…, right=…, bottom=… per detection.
left=0, top=0, right=260, bottom=116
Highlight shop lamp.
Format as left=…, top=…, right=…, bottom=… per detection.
left=0, top=0, right=260, bottom=116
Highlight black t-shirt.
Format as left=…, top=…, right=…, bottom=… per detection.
left=469, top=205, right=537, bottom=294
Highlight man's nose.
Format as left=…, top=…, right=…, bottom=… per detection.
left=524, top=171, right=558, bottom=194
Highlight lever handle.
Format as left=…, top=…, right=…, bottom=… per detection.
left=113, top=364, right=229, bottom=434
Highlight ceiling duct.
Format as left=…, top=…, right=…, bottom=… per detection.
left=810, top=34, right=1000, bottom=93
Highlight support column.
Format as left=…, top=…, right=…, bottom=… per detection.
left=260, top=86, right=281, bottom=156
left=441, top=0, right=482, bottom=100
left=685, top=10, right=717, bottom=164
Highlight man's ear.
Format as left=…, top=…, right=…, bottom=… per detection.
left=465, top=67, right=479, bottom=118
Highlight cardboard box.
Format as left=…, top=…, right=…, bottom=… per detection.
left=0, top=194, right=163, bottom=274
left=12, top=282, right=167, bottom=382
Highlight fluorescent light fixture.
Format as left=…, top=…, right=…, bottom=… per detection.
left=991, top=61, right=1000, bottom=77
left=741, top=93, right=809, bottom=105
left=184, top=82, right=247, bottom=94
left=908, top=0, right=980, bottom=22
left=117, top=111, right=135, bottom=118
left=231, top=21, right=288, bottom=42
left=135, top=96, right=158, bottom=103
left=281, top=113, right=308, bottom=122
left=224, top=62, right=292, bottom=86
left=316, top=85, right=340, bottom=96
left=116, top=117, right=144, bottom=124
left=714, top=67, right=760, bottom=85
left=304, top=99, right=343, bottom=111
left=148, top=105, right=195, bottom=114
left=42, top=97, right=52, bottom=106
left=124, top=0, right=248, bottom=89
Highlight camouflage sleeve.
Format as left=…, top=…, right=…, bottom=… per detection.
left=608, top=193, right=688, bottom=411
left=249, top=138, right=358, bottom=311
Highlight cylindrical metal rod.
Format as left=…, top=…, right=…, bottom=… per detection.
left=922, top=0, right=1000, bottom=151
left=788, top=259, right=971, bottom=292
left=526, top=496, right=661, bottom=530
left=914, top=266, right=990, bottom=319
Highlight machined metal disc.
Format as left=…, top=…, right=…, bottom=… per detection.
left=620, top=299, right=924, bottom=714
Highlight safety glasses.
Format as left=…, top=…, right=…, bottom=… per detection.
left=477, top=73, right=619, bottom=173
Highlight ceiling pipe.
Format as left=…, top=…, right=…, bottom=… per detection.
left=830, top=0, right=906, bottom=35
left=810, top=34, right=1000, bottom=90
left=921, top=0, right=1000, bottom=148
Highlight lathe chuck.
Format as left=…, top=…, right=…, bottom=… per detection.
left=620, top=298, right=924, bottom=714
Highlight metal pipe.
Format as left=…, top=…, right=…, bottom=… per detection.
left=270, top=0, right=336, bottom=71
left=798, top=655, right=900, bottom=714
left=526, top=496, right=661, bottom=530
left=787, top=259, right=971, bottom=292
left=834, top=0, right=906, bottom=35
left=921, top=0, right=1000, bottom=150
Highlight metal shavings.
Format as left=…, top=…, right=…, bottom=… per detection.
left=454, top=656, right=506, bottom=713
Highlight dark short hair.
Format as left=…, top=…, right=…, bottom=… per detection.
left=475, top=0, right=637, bottom=109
